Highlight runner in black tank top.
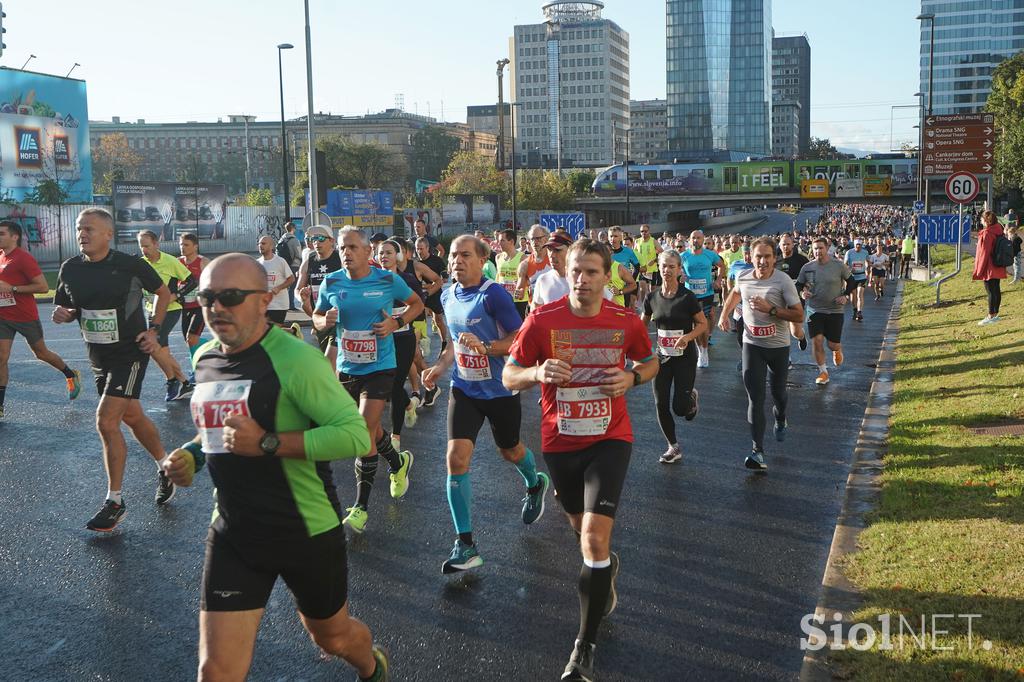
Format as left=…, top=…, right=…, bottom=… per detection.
left=297, top=227, right=342, bottom=354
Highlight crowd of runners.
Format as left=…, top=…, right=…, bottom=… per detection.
left=0, top=203, right=947, bottom=681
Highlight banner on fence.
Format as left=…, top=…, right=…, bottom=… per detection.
left=112, top=181, right=227, bottom=243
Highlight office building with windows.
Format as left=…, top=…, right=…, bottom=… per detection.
left=509, top=1, right=630, bottom=168
left=919, top=0, right=1024, bottom=115
left=629, top=98, right=668, bottom=163
left=666, top=0, right=773, bottom=160
left=772, top=34, right=810, bottom=155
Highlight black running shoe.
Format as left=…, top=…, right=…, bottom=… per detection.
left=155, top=471, right=176, bottom=506
left=798, top=336, right=808, bottom=351
left=561, top=639, right=596, bottom=681
left=175, top=380, right=195, bottom=400
left=86, top=499, right=126, bottom=532
left=685, top=389, right=699, bottom=421
left=422, top=386, right=439, bottom=408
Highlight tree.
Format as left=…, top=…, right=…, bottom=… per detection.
left=987, top=51, right=1024, bottom=201
left=431, top=151, right=509, bottom=200
left=807, top=137, right=842, bottom=160
left=566, top=168, right=597, bottom=195
left=516, top=169, right=575, bottom=210
left=176, top=153, right=209, bottom=184
left=238, top=188, right=274, bottom=206
left=92, top=133, right=143, bottom=194
left=409, top=126, right=460, bottom=185
left=289, top=136, right=408, bottom=207
left=23, top=179, right=68, bottom=205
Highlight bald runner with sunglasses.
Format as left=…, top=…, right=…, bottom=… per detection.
left=162, top=253, right=391, bottom=682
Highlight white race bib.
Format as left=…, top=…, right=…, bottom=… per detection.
left=190, top=380, right=253, bottom=453
left=0, top=290, right=14, bottom=307
left=501, top=281, right=520, bottom=298
left=657, top=329, right=687, bottom=357
left=850, top=260, right=866, bottom=274
left=80, top=309, right=120, bottom=344
left=556, top=386, right=611, bottom=436
left=183, top=290, right=198, bottom=305
left=341, top=329, right=377, bottom=364
left=454, top=342, right=492, bottom=381
left=748, top=323, right=777, bottom=338
left=687, top=277, right=709, bottom=296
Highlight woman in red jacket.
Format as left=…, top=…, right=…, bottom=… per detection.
left=973, top=210, right=1007, bottom=325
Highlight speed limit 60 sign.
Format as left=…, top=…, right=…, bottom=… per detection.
left=945, top=171, right=980, bottom=204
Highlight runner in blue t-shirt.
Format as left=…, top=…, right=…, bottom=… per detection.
left=680, top=230, right=723, bottom=368
left=422, top=234, right=549, bottom=574
left=313, top=227, right=425, bottom=533
left=843, top=239, right=870, bottom=322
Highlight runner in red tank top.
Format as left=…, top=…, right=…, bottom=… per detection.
left=505, top=238, right=658, bottom=682
left=0, top=219, right=82, bottom=418
left=178, top=232, right=209, bottom=361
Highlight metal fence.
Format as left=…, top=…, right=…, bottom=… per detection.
left=2, top=203, right=289, bottom=269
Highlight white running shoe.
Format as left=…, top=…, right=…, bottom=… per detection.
left=660, top=444, right=682, bottom=463
left=404, top=395, right=420, bottom=429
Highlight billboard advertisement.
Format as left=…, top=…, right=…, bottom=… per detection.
left=863, top=176, right=892, bottom=197
left=312, top=189, right=394, bottom=228
left=0, top=68, right=92, bottom=202
left=800, top=179, right=829, bottom=199
left=835, top=178, right=863, bottom=198
left=112, top=181, right=227, bottom=243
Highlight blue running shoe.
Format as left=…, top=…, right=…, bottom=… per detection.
left=745, top=451, right=767, bottom=471
left=521, top=471, right=550, bottom=524
left=442, top=538, right=483, bottom=574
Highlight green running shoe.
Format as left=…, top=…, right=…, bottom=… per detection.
left=442, top=538, right=483, bottom=574
left=389, top=451, right=414, bottom=499
left=343, top=506, right=368, bottom=533
left=521, top=471, right=550, bottom=524
left=66, top=369, right=82, bottom=400
left=357, top=644, right=390, bottom=682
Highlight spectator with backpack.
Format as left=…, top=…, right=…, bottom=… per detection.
left=276, top=222, right=303, bottom=309
left=974, top=210, right=1011, bottom=326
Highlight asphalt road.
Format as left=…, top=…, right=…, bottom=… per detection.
left=0, top=277, right=893, bottom=681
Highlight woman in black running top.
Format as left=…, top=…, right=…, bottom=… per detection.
left=641, top=250, right=707, bottom=464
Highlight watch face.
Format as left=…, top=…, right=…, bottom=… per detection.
left=261, top=433, right=280, bottom=453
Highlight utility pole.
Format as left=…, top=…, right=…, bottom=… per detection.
left=496, top=59, right=510, bottom=170
left=303, top=0, right=320, bottom=215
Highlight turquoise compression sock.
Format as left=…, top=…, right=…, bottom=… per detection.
left=447, top=473, right=473, bottom=534
left=515, top=448, right=539, bottom=488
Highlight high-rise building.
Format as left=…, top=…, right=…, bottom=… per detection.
left=772, top=34, right=810, bottom=155
left=666, top=0, right=773, bottom=160
left=771, top=100, right=800, bottom=159
left=510, top=1, right=629, bottom=168
left=919, top=0, right=1024, bottom=116
left=629, top=99, right=668, bottom=163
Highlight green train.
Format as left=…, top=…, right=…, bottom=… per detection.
left=591, top=157, right=919, bottom=197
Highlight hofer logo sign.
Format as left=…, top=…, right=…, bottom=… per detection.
left=14, top=126, right=42, bottom=168
left=53, top=134, right=71, bottom=166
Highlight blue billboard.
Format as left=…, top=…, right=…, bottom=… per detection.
left=312, top=189, right=394, bottom=228
left=0, top=68, right=92, bottom=203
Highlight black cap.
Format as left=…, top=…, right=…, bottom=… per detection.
left=370, top=232, right=389, bottom=242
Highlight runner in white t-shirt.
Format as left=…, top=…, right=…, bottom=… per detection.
left=257, top=236, right=296, bottom=327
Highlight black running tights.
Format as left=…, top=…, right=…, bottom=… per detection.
left=653, top=353, right=697, bottom=445
left=741, top=343, right=790, bottom=452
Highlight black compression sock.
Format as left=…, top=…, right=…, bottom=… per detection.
left=376, top=432, right=402, bottom=472
left=458, top=531, right=474, bottom=546
left=355, top=456, right=378, bottom=509
left=578, top=562, right=613, bottom=644
left=0, top=385, right=6, bottom=407
left=59, top=365, right=76, bottom=379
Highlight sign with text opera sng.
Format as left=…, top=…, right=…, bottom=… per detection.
left=800, top=179, right=829, bottom=199
left=922, top=113, right=996, bottom=177
left=0, top=68, right=93, bottom=202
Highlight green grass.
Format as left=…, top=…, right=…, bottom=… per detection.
left=33, top=271, right=58, bottom=299
left=828, top=259, right=1024, bottom=680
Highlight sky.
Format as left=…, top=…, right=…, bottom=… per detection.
left=1, top=0, right=922, bottom=153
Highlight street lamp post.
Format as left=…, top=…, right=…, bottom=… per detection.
left=622, top=125, right=631, bottom=226
left=510, top=102, right=519, bottom=231
left=277, top=43, right=294, bottom=217
left=303, top=0, right=320, bottom=217
left=917, top=13, right=936, bottom=215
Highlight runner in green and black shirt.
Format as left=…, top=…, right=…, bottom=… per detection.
left=52, top=208, right=176, bottom=531
left=162, top=253, right=390, bottom=682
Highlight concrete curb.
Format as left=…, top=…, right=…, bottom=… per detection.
left=798, top=279, right=903, bottom=681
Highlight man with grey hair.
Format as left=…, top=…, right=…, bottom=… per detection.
left=53, top=208, right=177, bottom=531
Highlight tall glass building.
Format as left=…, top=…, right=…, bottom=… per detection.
left=920, top=0, right=1024, bottom=115
left=666, top=0, right=773, bottom=160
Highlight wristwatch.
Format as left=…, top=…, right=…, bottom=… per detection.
left=768, top=306, right=778, bottom=317
left=482, top=342, right=492, bottom=356
left=632, top=370, right=642, bottom=387
left=10, top=286, right=17, bottom=294
left=259, top=431, right=281, bottom=457
left=148, top=321, right=162, bottom=331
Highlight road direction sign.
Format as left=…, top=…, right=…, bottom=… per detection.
left=923, top=113, right=996, bottom=177
left=918, top=214, right=972, bottom=244
left=945, top=171, right=980, bottom=204
left=913, top=200, right=924, bottom=212
left=540, top=212, right=586, bottom=239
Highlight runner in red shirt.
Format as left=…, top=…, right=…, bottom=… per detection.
left=504, top=238, right=658, bottom=682
left=178, top=232, right=209, bottom=360
left=0, top=220, right=81, bottom=418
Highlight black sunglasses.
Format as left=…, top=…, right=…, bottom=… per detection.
left=197, top=288, right=265, bottom=308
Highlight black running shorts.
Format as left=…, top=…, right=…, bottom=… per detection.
left=447, top=386, right=522, bottom=449
left=425, top=292, right=444, bottom=315
left=201, top=526, right=348, bottom=619
left=314, top=326, right=336, bottom=352
left=181, top=308, right=205, bottom=339
left=514, top=300, right=529, bottom=322
left=808, top=312, right=844, bottom=344
left=265, top=309, right=288, bottom=325
left=871, top=268, right=887, bottom=278
left=853, top=278, right=867, bottom=288
left=339, top=369, right=395, bottom=402
left=543, top=439, right=632, bottom=519
left=91, top=357, right=150, bottom=400
left=0, top=318, right=44, bottom=345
